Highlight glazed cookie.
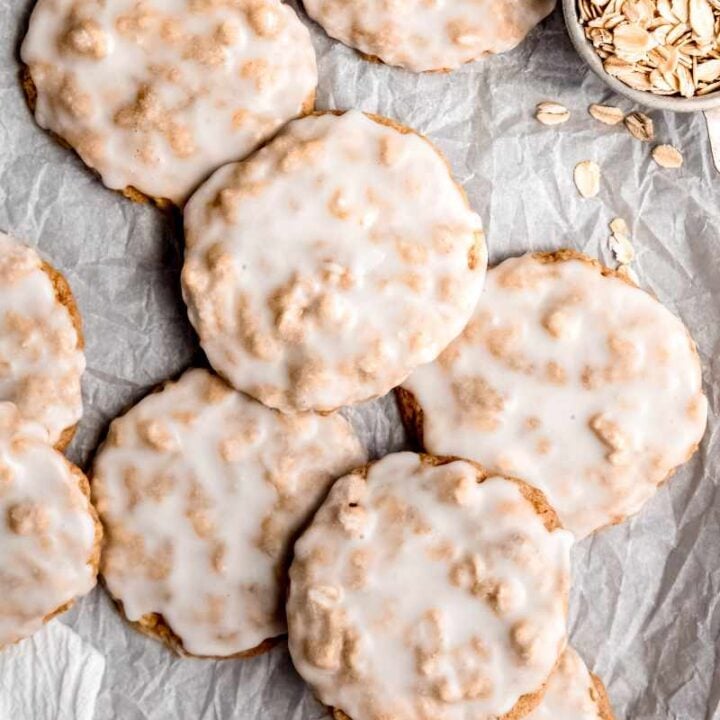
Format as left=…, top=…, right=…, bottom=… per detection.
left=92, top=368, right=366, bottom=658
left=0, top=403, right=101, bottom=650
left=527, top=647, right=614, bottom=720
left=21, top=0, right=317, bottom=206
left=302, top=0, right=555, bottom=72
left=0, top=231, right=84, bottom=449
left=182, top=110, right=486, bottom=413
left=287, top=452, right=573, bottom=720
left=399, top=251, right=708, bottom=539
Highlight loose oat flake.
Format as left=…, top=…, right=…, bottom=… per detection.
left=608, top=217, right=637, bottom=275
left=624, top=112, right=655, bottom=141
left=652, top=143, right=684, bottom=167
left=578, top=0, right=720, bottom=98
left=617, top=263, right=640, bottom=284
left=574, top=161, right=601, bottom=198
left=535, top=101, right=571, bottom=125
left=610, top=232, right=636, bottom=264
left=589, top=103, right=625, bottom=125
left=610, top=217, right=630, bottom=236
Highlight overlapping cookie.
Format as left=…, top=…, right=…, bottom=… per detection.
left=21, top=0, right=317, bottom=206
left=303, top=0, right=555, bottom=72
left=92, top=368, right=366, bottom=658
left=527, top=647, right=614, bottom=719
left=287, top=452, right=573, bottom=720
left=0, top=231, right=85, bottom=449
left=399, top=250, right=708, bottom=538
left=0, top=403, right=101, bottom=650
left=182, top=110, right=487, bottom=413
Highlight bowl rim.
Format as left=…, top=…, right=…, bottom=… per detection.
left=561, top=0, right=720, bottom=113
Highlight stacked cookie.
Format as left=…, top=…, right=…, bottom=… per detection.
left=88, top=110, right=492, bottom=665
left=0, top=232, right=101, bottom=650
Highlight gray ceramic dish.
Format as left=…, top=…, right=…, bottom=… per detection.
left=562, top=0, right=720, bottom=166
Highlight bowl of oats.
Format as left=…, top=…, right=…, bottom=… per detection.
left=563, top=0, right=720, bottom=111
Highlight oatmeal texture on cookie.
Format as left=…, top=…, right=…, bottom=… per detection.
left=0, top=403, right=98, bottom=649
left=287, top=452, right=572, bottom=720
left=21, top=0, right=317, bottom=204
left=527, top=647, right=612, bottom=719
left=303, top=0, right=555, bottom=71
left=92, top=368, right=366, bottom=657
left=401, top=253, right=708, bottom=538
left=182, top=111, right=486, bottom=413
left=0, top=232, right=84, bottom=446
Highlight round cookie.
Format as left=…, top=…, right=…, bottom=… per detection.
left=21, top=0, right=317, bottom=206
left=526, top=647, right=614, bottom=720
left=0, top=231, right=85, bottom=450
left=0, top=403, right=101, bottom=650
left=399, top=250, right=708, bottom=539
left=302, top=0, right=555, bottom=72
left=92, top=368, right=366, bottom=658
left=182, top=110, right=486, bottom=413
left=287, top=452, right=573, bottom=720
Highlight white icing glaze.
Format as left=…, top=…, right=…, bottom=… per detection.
left=182, top=111, right=486, bottom=413
left=287, top=452, right=573, bottom=720
left=0, top=232, right=84, bottom=446
left=0, top=403, right=98, bottom=649
left=21, top=0, right=317, bottom=204
left=527, top=647, right=610, bottom=720
left=303, top=0, right=555, bottom=72
left=92, top=368, right=366, bottom=657
left=402, top=253, right=708, bottom=539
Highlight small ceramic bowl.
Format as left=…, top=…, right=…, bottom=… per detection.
left=561, top=0, right=720, bottom=111
left=562, top=0, right=720, bottom=168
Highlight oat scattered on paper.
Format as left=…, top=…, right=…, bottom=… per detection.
left=616, top=263, right=641, bottom=284
left=589, top=103, right=625, bottom=124
left=611, top=238, right=635, bottom=266
left=624, top=111, right=655, bottom=141
left=578, top=0, right=720, bottom=97
left=609, top=218, right=637, bottom=264
left=574, top=160, right=601, bottom=197
left=535, top=101, right=571, bottom=125
left=652, top=143, right=684, bottom=166
left=610, top=216, right=630, bottom=235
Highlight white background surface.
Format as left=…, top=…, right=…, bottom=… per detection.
left=1, top=2, right=719, bottom=718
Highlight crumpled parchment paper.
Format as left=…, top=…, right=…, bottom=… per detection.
left=1, top=2, right=718, bottom=718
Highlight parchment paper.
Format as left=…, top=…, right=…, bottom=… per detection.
left=1, top=2, right=719, bottom=718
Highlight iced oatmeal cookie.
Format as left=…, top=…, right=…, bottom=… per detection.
left=399, top=250, right=708, bottom=538
left=182, top=110, right=486, bottom=413
left=287, top=452, right=573, bottom=720
left=0, top=403, right=101, bottom=650
left=92, top=368, right=366, bottom=658
left=21, top=0, right=317, bottom=206
left=303, top=0, right=555, bottom=72
left=0, top=231, right=84, bottom=450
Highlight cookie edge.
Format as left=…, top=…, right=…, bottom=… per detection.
left=0, top=456, right=102, bottom=651
left=591, top=671, right=616, bottom=720
left=39, top=258, right=85, bottom=451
